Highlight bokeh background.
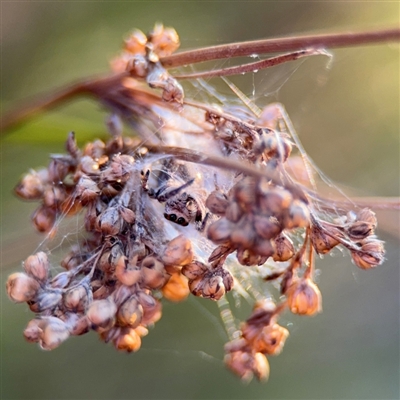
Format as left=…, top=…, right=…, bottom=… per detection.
left=1, top=2, right=399, bottom=399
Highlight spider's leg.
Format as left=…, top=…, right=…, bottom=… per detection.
left=157, top=178, right=195, bottom=202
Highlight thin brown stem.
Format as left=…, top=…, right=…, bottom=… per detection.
left=161, top=27, right=400, bottom=68
left=173, top=49, right=325, bottom=80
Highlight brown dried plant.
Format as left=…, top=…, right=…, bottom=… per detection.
left=4, top=24, right=399, bottom=383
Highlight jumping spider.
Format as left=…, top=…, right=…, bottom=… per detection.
left=141, top=161, right=208, bottom=230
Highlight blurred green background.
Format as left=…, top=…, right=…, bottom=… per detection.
left=1, top=2, right=399, bottom=399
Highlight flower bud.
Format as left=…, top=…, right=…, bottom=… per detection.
left=225, top=201, right=243, bottom=223
left=224, top=350, right=270, bottom=382
left=148, top=24, right=180, bottom=57
left=206, top=190, right=229, bottom=216
left=75, top=175, right=100, bottom=204
left=32, top=206, right=56, bottom=233
left=253, top=324, right=289, bottom=355
left=253, top=237, right=275, bottom=258
left=253, top=216, right=281, bottom=240
left=63, top=285, right=91, bottom=312
left=96, top=207, right=123, bottom=236
left=351, top=238, right=385, bottom=269
left=35, top=290, right=63, bottom=312
left=346, top=221, right=374, bottom=241
left=182, top=261, right=208, bottom=280
left=124, top=29, right=147, bottom=55
left=24, top=252, right=50, bottom=282
left=63, top=313, right=90, bottom=336
left=286, top=278, right=322, bottom=316
left=284, top=200, right=310, bottom=229
left=141, top=256, right=168, bottom=289
left=137, top=292, right=162, bottom=325
left=24, top=319, right=45, bottom=343
left=259, top=187, right=292, bottom=215
left=230, top=218, right=255, bottom=248
left=6, top=272, right=39, bottom=303
left=15, top=170, right=46, bottom=200
left=162, top=235, right=193, bottom=266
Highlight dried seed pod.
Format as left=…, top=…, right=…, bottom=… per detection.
left=260, top=133, right=292, bottom=162
left=253, top=215, right=281, bottom=240
left=79, top=155, right=100, bottom=175
left=35, top=290, right=63, bottom=312
left=124, top=29, right=147, bottom=55
left=225, top=201, right=243, bottom=223
left=161, top=235, right=194, bottom=266
left=63, top=284, right=91, bottom=313
left=286, top=278, right=322, bottom=316
left=230, top=217, right=255, bottom=248
left=141, top=256, right=168, bottom=290
left=351, top=238, right=385, bottom=269
left=137, top=292, right=162, bottom=325
left=113, top=327, right=142, bottom=353
left=237, top=248, right=267, bottom=267
left=205, top=190, right=229, bottom=216
left=6, top=272, right=40, bottom=303
left=43, top=186, right=66, bottom=208
left=253, top=324, right=289, bottom=355
left=148, top=24, right=180, bottom=57
left=233, top=178, right=256, bottom=209
left=258, top=187, right=293, bottom=215
left=224, top=350, right=270, bottom=382
left=24, top=252, right=50, bottom=282
left=31, top=206, right=56, bottom=233
left=96, top=207, right=123, bottom=236
left=60, top=247, right=84, bottom=271
left=75, top=174, right=101, bottom=204
left=272, top=233, right=295, bottom=261
left=118, top=206, right=135, bottom=224
left=63, top=313, right=90, bottom=336
left=253, top=237, right=275, bottom=258
left=15, top=169, right=47, bottom=200
left=86, top=299, right=117, bottom=331
left=284, top=200, right=310, bottom=229
left=182, top=261, right=209, bottom=280
left=346, top=221, right=375, bottom=240
left=161, top=272, right=190, bottom=302
left=115, top=255, right=141, bottom=286
left=24, top=319, right=45, bottom=343
left=207, top=218, right=233, bottom=244
left=310, top=224, right=340, bottom=254
left=356, top=208, right=377, bottom=227
left=39, top=317, right=70, bottom=351
left=48, top=156, right=72, bottom=182
left=117, top=296, right=143, bottom=328
left=50, top=271, right=74, bottom=289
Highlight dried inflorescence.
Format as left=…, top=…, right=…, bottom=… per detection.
left=7, top=24, right=386, bottom=382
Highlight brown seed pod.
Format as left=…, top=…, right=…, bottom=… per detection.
left=253, top=323, right=289, bottom=355
left=207, top=218, right=234, bottom=244
left=117, top=296, right=143, bottom=328
left=115, top=255, right=141, bottom=286
left=284, top=200, right=310, bottom=229
left=63, top=285, right=91, bottom=313
left=224, top=350, right=270, bottom=382
left=86, top=299, right=117, bottom=332
left=205, top=190, right=229, bottom=216
left=35, top=290, right=63, bottom=312
left=124, top=29, right=147, bottom=55
left=237, top=248, right=267, bottom=267
left=161, top=235, right=194, bottom=266
left=23, top=319, right=45, bottom=343
left=141, top=256, right=168, bottom=290
left=6, top=272, right=40, bottom=303
left=24, top=252, right=50, bottom=282
left=272, top=233, right=295, bottom=261
left=351, top=238, right=385, bottom=269
left=63, top=313, right=90, bottom=336
left=181, top=261, right=209, bottom=280
left=253, top=215, right=281, bottom=240
left=346, top=221, right=375, bottom=241
left=31, top=206, right=56, bottom=233
left=15, top=169, right=48, bottom=200
left=258, top=187, right=293, bottom=216
left=225, top=201, right=243, bottom=223
left=148, top=24, right=180, bottom=58
left=230, top=217, right=255, bottom=248
left=96, top=207, right=123, bottom=236
left=310, top=224, right=340, bottom=254
left=137, top=292, right=162, bottom=325
left=39, top=317, right=70, bottom=351
left=286, top=278, right=322, bottom=316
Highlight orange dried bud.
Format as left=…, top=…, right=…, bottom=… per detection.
left=15, top=169, right=47, bottom=200
left=6, top=272, right=39, bottom=303
left=24, top=252, right=50, bottom=282
left=162, top=235, right=193, bottom=266
left=141, top=256, right=168, bottom=289
left=115, top=255, right=141, bottom=286
left=137, top=292, right=162, bottom=325
left=259, top=187, right=292, bottom=215
left=113, top=327, right=141, bottom=353
left=286, top=278, right=322, bottom=316
left=148, top=24, right=180, bottom=57
left=182, top=261, right=208, bottom=280
left=253, top=324, right=289, bottom=355
left=161, top=272, right=189, bottom=302
left=356, top=208, right=377, bottom=227
left=124, top=29, right=147, bottom=55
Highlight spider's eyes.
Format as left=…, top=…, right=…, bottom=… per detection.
left=169, top=214, right=177, bottom=222
left=177, top=217, right=188, bottom=226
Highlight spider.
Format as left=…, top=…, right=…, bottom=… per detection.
left=141, top=160, right=208, bottom=230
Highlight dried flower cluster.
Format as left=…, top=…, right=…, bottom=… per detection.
left=6, top=24, right=386, bottom=382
